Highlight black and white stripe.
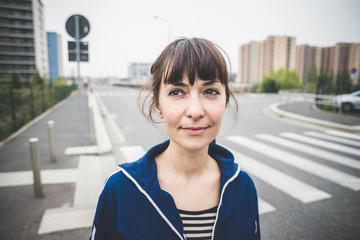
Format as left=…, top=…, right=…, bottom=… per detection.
left=179, top=206, right=218, bottom=240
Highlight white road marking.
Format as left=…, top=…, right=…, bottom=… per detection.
left=227, top=135, right=360, bottom=191
left=258, top=198, right=276, bottom=215
left=225, top=146, right=331, bottom=203
left=304, top=131, right=360, bottom=148
left=256, top=134, right=360, bottom=170
left=325, top=130, right=360, bottom=141
left=280, top=132, right=360, bottom=157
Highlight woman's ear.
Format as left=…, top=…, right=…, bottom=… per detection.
left=155, top=107, right=163, bottom=119
left=152, top=96, right=163, bottom=119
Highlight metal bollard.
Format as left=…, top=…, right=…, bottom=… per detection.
left=47, top=120, right=56, bottom=163
left=29, top=138, right=44, bottom=198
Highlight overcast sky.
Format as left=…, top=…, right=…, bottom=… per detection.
left=42, top=0, right=360, bottom=78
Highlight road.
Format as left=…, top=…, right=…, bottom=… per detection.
left=94, top=84, right=360, bottom=240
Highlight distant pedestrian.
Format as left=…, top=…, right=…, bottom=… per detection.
left=89, top=37, right=260, bottom=240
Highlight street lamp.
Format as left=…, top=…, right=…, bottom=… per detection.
left=154, top=15, right=171, bottom=43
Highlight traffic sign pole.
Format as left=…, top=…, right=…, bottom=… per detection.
left=66, top=14, right=89, bottom=146
left=75, top=15, right=83, bottom=145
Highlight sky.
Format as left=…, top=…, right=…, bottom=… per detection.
left=42, top=0, right=360, bottom=78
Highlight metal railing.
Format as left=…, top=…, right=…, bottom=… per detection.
left=0, top=82, right=72, bottom=141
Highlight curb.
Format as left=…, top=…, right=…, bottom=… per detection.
left=64, top=91, right=112, bottom=156
left=270, top=102, right=360, bottom=133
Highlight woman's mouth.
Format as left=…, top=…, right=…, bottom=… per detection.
left=181, top=126, right=208, bottom=136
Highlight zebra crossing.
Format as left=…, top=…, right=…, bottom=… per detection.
left=118, top=130, right=360, bottom=216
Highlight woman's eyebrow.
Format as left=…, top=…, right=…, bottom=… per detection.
left=167, top=82, right=188, bottom=87
left=167, top=80, right=220, bottom=87
left=202, top=80, right=221, bottom=86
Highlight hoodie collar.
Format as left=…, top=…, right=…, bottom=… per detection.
left=120, top=139, right=237, bottom=190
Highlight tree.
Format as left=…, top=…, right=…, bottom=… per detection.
left=262, top=68, right=301, bottom=91
left=261, top=78, right=278, bottom=93
left=53, top=77, right=68, bottom=87
left=11, top=73, right=22, bottom=89
left=306, top=66, right=317, bottom=91
left=31, top=70, right=45, bottom=87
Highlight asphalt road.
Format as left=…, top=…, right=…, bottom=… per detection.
left=94, top=84, right=360, bottom=240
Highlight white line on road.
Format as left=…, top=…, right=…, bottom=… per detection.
left=255, top=134, right=360, bottom=170
left=258, top=198, right=276, bottom=215
left=96, top=94, right=126, bottom=144
left=225, top=146, right=331, bottom=203
left=325, top=130, right=360, bottom=141
left=227, top=135, right=360, bottom=191
left=303, top=131, right=360, bottom=148
left=280, top=132, right=360, bottom=157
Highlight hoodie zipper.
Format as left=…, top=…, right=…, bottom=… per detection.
left=211, top=165, right=241, bottom=240
left=118, top=166, right=185, bottom=240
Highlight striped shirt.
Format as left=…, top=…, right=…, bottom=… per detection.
left=178, top=206, right=218, bottom=240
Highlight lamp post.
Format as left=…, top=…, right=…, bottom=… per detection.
left=154, top=15, right=171, bottom=43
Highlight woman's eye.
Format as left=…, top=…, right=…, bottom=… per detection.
left=204, top=89, right=220, bottom=95
left=169, top=89, right=185, bottom=96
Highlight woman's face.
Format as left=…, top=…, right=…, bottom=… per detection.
left=156, top=76, right=227, bottom=151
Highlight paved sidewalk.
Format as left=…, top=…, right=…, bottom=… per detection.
left=0, top=91, right=113, bottom=240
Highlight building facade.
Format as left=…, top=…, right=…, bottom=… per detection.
left=238, top=35, right=360, bottom=89
left=348, top=43, right=360, bottom=85
left=128, top=62, right=151, bottom=80
left=237, top=36, right=296, bottom=85
left=47, top=32, right=63, bottom=81
left=295, top=45, right=322, bottom=84
left=0, top=0, right=48, bottom=81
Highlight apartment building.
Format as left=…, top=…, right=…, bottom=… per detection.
left=295, top=45, right=322, bottom=84
left=0, top=0, right=48, bottom=81
left=239, top=35, right=360, bottom=88
left=348, top=43, right=360, bottom=85
left=237, top=36, right=296, bottom=85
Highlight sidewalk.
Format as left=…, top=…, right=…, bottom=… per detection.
left=0, top=91, right=116, bottom=240
left=271, top=101, right=360, bottom=132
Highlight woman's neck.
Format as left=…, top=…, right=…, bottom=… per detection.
left=157, top=140, right=214, bottom=178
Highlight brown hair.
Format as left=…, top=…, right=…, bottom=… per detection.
left=139, top=37, right=238, bottom=123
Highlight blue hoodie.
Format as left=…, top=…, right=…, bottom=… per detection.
left=90, top=140, right=260, bottom=240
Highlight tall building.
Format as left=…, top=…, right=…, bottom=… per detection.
left=238, top=41, right=265, bottom=85
left=47, top=32, right=63, bottom=81
left=320, top=46, right=335, bottom=77
left=237, top=36, right=296, bottom=85
left=296, top=45, right=322, bottom=84
left=319, top=43, right=360, bottom=87
left=264, top=36, right=296, bottom=76
left=0, top=0, right=48, bottom=81
left=348, top=43, right=360, bottom=85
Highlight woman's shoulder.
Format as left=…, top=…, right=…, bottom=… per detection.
left=234, top=170, right=257, bottom=190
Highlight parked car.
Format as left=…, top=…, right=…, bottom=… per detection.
left=332, top=90, right=360, bottom=112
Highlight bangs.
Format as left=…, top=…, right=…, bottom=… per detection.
left=161, top=38, right=228, bottom=85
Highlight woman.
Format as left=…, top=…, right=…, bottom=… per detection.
left=90, top=38, right=260, bottom=240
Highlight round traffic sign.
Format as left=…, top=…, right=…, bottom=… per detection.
left=66, top=14, right=90, bottom=39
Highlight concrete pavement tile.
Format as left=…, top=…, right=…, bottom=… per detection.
left=38, top=206, right=95, bottom=235
left=0, top=169, right=77, bottom=187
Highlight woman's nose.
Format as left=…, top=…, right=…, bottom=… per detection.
left=185, top=95, right=205, bottom=120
